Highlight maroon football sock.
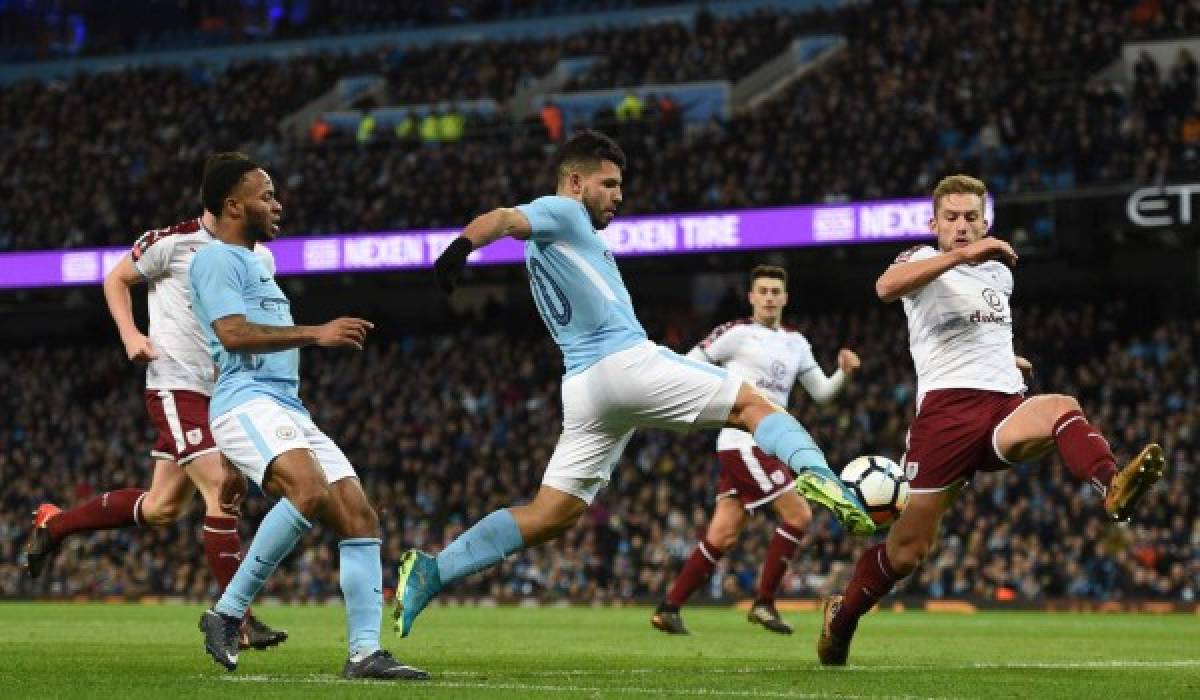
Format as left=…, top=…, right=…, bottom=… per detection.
left=756, top=523, right=805, bottom=602
left=831, top=543, right=903, bottom=639
left=665, top=538, right=725, bottom=608
left=203, top=515, right=253, bottom=619
left=1053, top=410, right=1118, bottom=496
left=47, top=488, right=146, bottom=541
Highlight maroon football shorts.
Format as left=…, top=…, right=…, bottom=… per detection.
left=902, top=388, right=1028, bottom=492
left=716, top=446, right=797, bottom=510
left=144, top=389, right=217, bottom=465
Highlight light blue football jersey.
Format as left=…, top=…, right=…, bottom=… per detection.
left=517, top=195, right=648, bottom=376
left=189, top=240, right=306, bottom=418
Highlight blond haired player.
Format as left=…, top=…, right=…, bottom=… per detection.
left=816, top=174, right=1166, bottom=665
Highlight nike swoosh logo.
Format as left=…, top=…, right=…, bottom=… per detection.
left=259, top=276, right=271, bottom=283
left=254, top=556, right=271, bottom=566
left=219, top=552, right=242, bottom=560
left=373, top=588, right=383, bottom=594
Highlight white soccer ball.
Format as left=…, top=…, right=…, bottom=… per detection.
left=840, top=455, right=910, bottom=529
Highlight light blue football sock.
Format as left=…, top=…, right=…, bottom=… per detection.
left=435, top=509, right=525, bottom=585
left=214, top=497, right=311, bottom=619
left=339, top=537, right=383, bottom=659
left=753, top=411, right=831, bottom=473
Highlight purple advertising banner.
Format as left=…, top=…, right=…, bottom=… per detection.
left=0, top=196, right=979, bottom=289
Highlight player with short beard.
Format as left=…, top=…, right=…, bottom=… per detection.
left=189, top=160, right=426, bottom=680
left=394, top=130, right=877, bottom=646
left=24, top=152, right=286, bottom=651
left=816, top=174, right=1166, bottom=665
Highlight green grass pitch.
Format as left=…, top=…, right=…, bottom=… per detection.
left=1, top=603, right=1197, bottom=698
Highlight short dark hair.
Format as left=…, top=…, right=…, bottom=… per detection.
left=750, top=265, right=787, bottom=288
left=201, top=158, right=260, bottom=217
left=555, top=129, right=626, bottom=182
left=203, top=151, right=249, bottom=179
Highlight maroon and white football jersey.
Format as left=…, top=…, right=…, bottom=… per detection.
left=895, top=245, right=1025, bottom=405
left=690, top=318, right=818, bottom=451
left=130, top=218, right=274, bottom=395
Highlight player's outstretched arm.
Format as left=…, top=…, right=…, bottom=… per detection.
left=211, top=315, right=374, bottom=353
left=103, top=254, right=158, bottom=363
left=876, top=239, right=1016, bottom=302
left=799, top=348, right=859, bottom=405
left=434, top=208, right=533, bottom=294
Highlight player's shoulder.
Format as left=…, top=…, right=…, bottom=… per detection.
left=252, top=242, right=275, bottom=262
left=700, top=317, right=753, bottom=346
left=191, top=240, right=244, bottom=269
left=781, top=324, right=810, bottom=342
left=526, top=195, right=586, bottom=219
left=893, top=244, right=937, bottom=264
left=131, top=218, right=205, bottom=261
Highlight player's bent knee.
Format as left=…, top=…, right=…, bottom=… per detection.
left=1050, top=394, right=1082, bottom=418
left=783, top=507, right=811, bottom=532
left=288, top=483, right=332, bottom=520
left=140, top=497, right=184, bottom=526
left=886, top=536, right=931, bottom=576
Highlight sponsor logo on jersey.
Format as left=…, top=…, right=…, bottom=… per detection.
left=968, top=309, right=1009, bottom=325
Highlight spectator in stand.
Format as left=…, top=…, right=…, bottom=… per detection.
left=5, top=301, right=1195, bottom=605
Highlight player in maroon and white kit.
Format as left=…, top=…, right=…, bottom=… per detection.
left=24, top=153, right=287, bottom=650
left=816, top=174, right=1166, bottom=665
left=653, top=265, right=861, bottom=636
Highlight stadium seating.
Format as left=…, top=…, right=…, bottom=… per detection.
left=5, top=302, right=1193, bottom=602
left=2, top=1, right=1197, bottom=252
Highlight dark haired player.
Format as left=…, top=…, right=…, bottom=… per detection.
left=653, top=265, right=861, bottom=636
left=24, top=153, right=286, bottom=650
left=393, top=130, right=875, bottom=641
left=817, top=174, right=1165, bottom=665
left=189, top=160, right=426, bottom=680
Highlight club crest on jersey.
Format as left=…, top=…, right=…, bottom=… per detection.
left=186, top=428, right=203, bottom=446
left=981, top=288, right=1003, bottom=311
left=770, top=470, right=787, bottom=486
left=276, top=425, right=298, bottom=440
left=904, top=460, right=919, bottom=481
left=770, top=360, right=787, bottom=380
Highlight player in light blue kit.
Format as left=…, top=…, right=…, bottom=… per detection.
left=188, top=159, right=427, bottom=681
left=394, top=130, right=874, bottom=640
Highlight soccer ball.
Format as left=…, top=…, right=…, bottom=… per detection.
left=840, top=455, right=910, bottom=528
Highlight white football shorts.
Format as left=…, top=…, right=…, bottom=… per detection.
left=211, top=397, right=357, bottom=486
left=542, top=340, right=742, bottom=503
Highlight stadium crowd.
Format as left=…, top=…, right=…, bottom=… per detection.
left=3, top=0, right=1199, bottom=250
left=2, top=300, right=1195, bottom=604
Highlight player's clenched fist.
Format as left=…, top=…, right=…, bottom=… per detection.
left=958, top=237, right=1017, bottom=266
left=837, top=348, right=861, bottom=376
left=124, top=333, right=160, bottom=364
left=315, top=317, right=374, bottom=350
